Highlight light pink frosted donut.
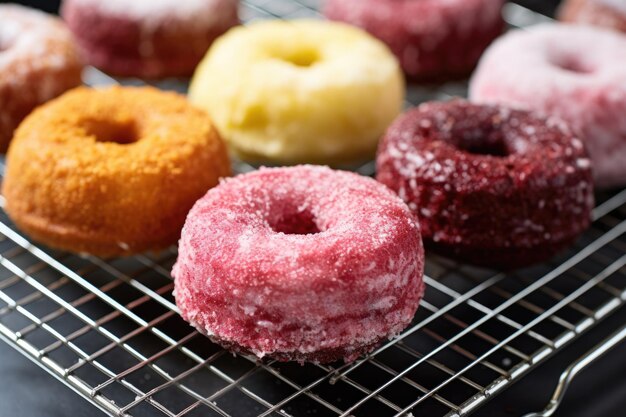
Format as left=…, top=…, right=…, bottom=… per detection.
left=470, top=24, right=626, bottom=188
left=172, top=165, right=425, bottom=363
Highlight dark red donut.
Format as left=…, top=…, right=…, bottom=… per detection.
left=323, top=0, right=504, bottom=81
left=376, top=100, right=595, bottom=269
left=61, top=0, right=239, bottom=78
left=559, top=0, right=626, bottom=33
left=173, top=165, right=425, bottom=363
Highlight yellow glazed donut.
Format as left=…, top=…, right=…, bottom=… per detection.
left=189, top=20, right=404, bottom=165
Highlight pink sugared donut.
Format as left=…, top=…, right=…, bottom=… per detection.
left=323, top=0, right=504, bottom=80
left=61, top=0, right=239, bottom=78
left=173, top=165, right=425, bottom=363
left=470, top=24, right=626, bottom=188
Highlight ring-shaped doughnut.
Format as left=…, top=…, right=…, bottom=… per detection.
left=189, top=20, right=404, bottom=165
left=376, top=100, right=594, bottom=269
left=2, top=86, right=231, bottom=257
left=173, top=165, right=425, bottom=363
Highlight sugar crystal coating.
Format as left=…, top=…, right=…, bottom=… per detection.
left=173, top=165, right=425, bottom=363
left=377, top=100, right=594, bottom=269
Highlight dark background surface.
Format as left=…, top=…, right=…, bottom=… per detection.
left=1, top=0, right=625, bottom=416
left=2, top=0, right=60, bottom=13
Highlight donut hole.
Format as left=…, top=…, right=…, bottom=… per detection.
left=269, top=209, right=320, bottom=235
left=84, top=119, right=139, bottom=145
left=455, top=134, right=510, bottom=157
left=550, top=54, right=594, bottom=74
left=460, top=141, right=509, bottom=157
left=274, top=48, right=320, bottom=68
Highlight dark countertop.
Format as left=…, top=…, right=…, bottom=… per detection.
left=0, top=342, right=100, bottom=417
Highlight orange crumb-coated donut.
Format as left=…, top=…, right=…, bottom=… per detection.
left=2, top=86, right=231, bottom=257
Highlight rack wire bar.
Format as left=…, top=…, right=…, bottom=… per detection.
left=1, top=1, right=625, bottom=417
left=521, top=323, right=626, bottom=417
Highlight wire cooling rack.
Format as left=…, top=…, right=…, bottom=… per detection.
left=1, top=1, right=625, bottom=416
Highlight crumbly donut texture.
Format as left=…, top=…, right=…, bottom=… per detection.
left=3, top=86, right=231, bottom=257
left=189, top=20, right=404, bottom=165
left=173, top=166, right=425, bottom=363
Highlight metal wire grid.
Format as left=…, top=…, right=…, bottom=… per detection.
left=0, top=1, right=625, bottom=416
